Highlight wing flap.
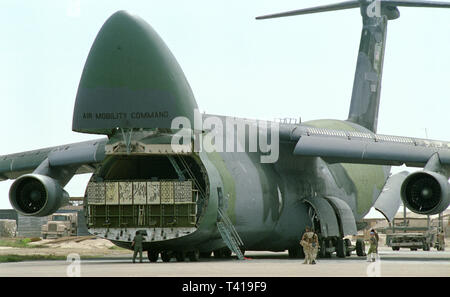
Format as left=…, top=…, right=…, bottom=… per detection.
left=373, top=171, right=409, bottom=222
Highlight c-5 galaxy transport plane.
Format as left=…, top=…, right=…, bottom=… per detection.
left=1, top=0, right=450, bottom=262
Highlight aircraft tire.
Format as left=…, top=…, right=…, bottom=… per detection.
left=319, top=239, right=331, bottom=258
left=200, top=251, right=212, bottom=258
left=147, top=250, right=159, bottom=262
left=222, top=248, right=232, bottom=258
left=176, top=251, right=186, bottom=262
left=161, top=251, right=171, bottom=262
left=239, top=247, right=245, bottom=257
left=288, top=248, right=296, bottom=258
left=213, top=249, right=223, bottom=258
left=344, top=239, right=352, bottom=257
left=288, top=246, right=305, bottom=259
left=188, top=250, right=200, bottom=262
left=213, top=248, right=233, bottom=258
left=336, top=238, right=346, bottom=258
left=356, top=239, right=366, bottom=256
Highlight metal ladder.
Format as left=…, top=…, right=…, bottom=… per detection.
left=217, top=208, right=245, bottom=260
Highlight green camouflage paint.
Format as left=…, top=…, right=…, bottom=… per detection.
left=305, top=119, right=388, bottom=216
left=203, top=149, right=237, bottom=223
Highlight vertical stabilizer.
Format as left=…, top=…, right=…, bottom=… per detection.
left=256, top=1, right=450, bottom=133
left=347, top=3, right=398, bottom=133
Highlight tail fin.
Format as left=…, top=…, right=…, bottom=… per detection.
left=256, top=0, right=450, bottom=133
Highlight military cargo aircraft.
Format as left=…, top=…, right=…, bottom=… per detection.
left=1, top=0, right=450, bottom=262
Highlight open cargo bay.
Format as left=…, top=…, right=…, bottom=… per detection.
left=85, top=180, right=197, bottom=229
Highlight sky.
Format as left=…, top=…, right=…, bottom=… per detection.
left=0, top=0, right=449, bottom=217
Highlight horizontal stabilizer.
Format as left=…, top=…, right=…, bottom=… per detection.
left=256, top=0, right=450, bottom=20
left=384, top=0, right=450, bottom=8
left=255, top=1, right=359, bottom=20
left=257, top=1, right=450, bottom=134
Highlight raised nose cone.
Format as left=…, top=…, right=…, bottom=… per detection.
left=72, top=11, right=198, bottom=135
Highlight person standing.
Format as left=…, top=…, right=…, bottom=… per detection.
left=300, top=226, right=319, bottom=264
left=367, top=230, right=378, bottom=262
left=132, top=230, right=144, bottom=263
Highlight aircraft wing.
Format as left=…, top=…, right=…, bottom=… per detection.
left=293, top=126, right=450, bottom=168
left=0, top=138, right=107, bottom=181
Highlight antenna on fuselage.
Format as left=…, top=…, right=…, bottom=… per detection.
left=256, top=0, right=450, bottom=133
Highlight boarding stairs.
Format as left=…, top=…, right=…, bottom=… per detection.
left=217, top=208, right=245, bottom=260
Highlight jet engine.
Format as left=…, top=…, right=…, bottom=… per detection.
left=9, top=174, right=69, bottom=217
left=400, top=171, right=450, bottom=215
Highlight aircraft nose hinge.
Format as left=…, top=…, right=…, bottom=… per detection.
left=120, top=128, right=133, bottom=154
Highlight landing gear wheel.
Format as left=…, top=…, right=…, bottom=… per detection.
left=213, top=249, right=223, bottom=259
left=319, top=239, right=331, bottom=258
left=288, top=248, right=296, bottom=258
left=214, top=247, right=232, bottom=258
left=344, top=239, right=352, bottom=257
left=356, top=239, right=366, bottom=256
left=222, top=248, right=232, bottom=258
left=239, top=247, right=246, bottom=257
left=161, top=251, right=171, bottom=262
left=288, top=246, right=305, bottom=259
left=200, top=251, right=212, bottom=258
left=176, top=251, right=186, bottom=262
left=147, top=250, right=159, bottom=262
left=336, top=238, right=346, bottom=258
left=188, top=250, right=200, bottom=262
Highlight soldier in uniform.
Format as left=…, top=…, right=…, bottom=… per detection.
left=437, top=230, right=445, bottom=251
left=300, top=226, right=319, bottom=264
left=367, top=230, right=378, bottom=262
left=132, top=230, right=144, bottom=263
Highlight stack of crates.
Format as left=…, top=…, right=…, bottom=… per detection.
left=85, top=180, right=196, bottom=228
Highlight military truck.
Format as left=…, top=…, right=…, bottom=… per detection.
left=41, top=213, right=78, bottom=239
left=385, top=215, right=444, bottom=251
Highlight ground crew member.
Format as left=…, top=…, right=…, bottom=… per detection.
left=437, top=231, right=445, bottom=251
left=367, top=229, right=378, bottom=262
left=132, top=230, right=144, bottom=263
left=300, top=226, right=319, bottom=264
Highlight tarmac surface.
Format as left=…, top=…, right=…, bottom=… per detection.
left=1, top=247, right=449, bottom=277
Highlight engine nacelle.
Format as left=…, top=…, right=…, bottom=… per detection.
left=400, top=171, right=450, bottom=215
left=9, top=174, right=69, bottom=217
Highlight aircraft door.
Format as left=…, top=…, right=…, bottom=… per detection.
left=302, top=197, right=340, bottom=238
left=323, top=196, right=357, bottom=236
